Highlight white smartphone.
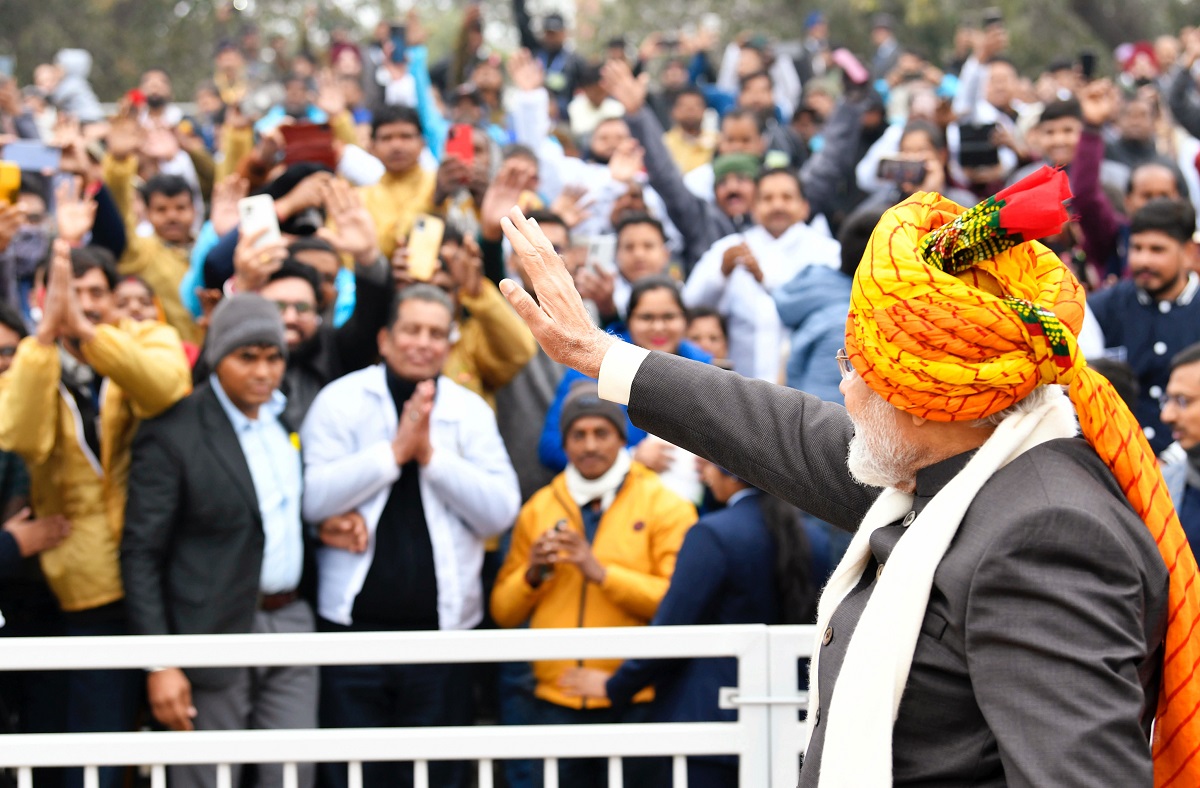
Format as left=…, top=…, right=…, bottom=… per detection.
left=584, top=235, right=617, bottom=275
left=237, top=194, right=282, bottom=249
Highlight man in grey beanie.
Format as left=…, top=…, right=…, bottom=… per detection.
left=122, top=293, right=318, bottom=788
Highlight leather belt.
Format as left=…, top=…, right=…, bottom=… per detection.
left=258, top=589, right=299, bottom=612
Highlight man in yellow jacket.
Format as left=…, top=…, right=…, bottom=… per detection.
left=0, top=242, right=190, bottom=788
left=102, top=119, right=204, bottom=345
left=492, top=382, right=695, bottom=788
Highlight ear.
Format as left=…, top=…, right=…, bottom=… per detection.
left=377, top=326, right=389, bottom=356
left=909, top=413, right=928, bottom=427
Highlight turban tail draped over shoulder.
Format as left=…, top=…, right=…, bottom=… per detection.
left=846, top=167, right=1200, bottom=786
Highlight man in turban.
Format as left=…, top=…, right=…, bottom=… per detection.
left=495, top=169, right=1200, bottom=787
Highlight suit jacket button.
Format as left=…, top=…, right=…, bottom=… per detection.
left=902, top=511, right=916, bottom=527
left=876, top=564, right=884, bottom=579
left=822, top=626, right=833, bottom=646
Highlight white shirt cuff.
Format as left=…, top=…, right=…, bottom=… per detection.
left=597, top=342, right=651, bottom=406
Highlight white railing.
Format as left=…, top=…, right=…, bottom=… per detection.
left=0, top=624, right=816, bottom=788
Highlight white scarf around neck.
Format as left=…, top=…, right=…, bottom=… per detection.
left=564, top=448, right=632, bottom=511
left=808, top=387, right=1078, bottom=787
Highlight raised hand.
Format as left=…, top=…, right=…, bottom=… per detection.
left=315, top=70, right=347, bottom=118
left=233, top=227, right=288, bottom=293
left=608, top=138, right=645, bottom=184
left=210, top=175, right=249, bottom=237
left=507, top=49, right=545, bottom=93
left=600, top=59, right=649, bottom=115
left=446, top=235, right=484, bottom=298
left=316, top=177, right=379, bottom=266
left=36, top=240, right=72, bottom=346
left=480, top=157, right=538, bottom=240
left=549, top=185, right=591, bottom=230
left=54, top=176, right=97, bottom=244
left=499, top=208, right=616, bottom=378
left=0, top=202, right=25, bottom=254
left=1078, top=79, right=1117, bottom=127
left=105, top=117, right=144, bottom=161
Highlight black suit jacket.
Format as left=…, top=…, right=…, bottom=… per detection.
left=625, top=351, right=1169, bottom=787
left=121, top=383, right=314, bottom=687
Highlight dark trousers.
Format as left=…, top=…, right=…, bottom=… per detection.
left=525, top=699, right=660, bottom=788
left=318, top=661, right=473, bottom=788
left=0, top=582, right=67, bottom=788
left=61, top=602, right=142, bottom=788
left=687, top=758, right=738, bottom=788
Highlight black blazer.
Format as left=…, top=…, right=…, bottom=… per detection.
left=121, top=383, right=314, bottom=686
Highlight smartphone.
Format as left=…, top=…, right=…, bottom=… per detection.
left=445, top=124, right=475, bottom=166
left=389, top=24, right=407, bottom=64
left=1079, top=51, right=1097, bottom=82
left=536, top=519, right=569, bottom=583
left=0, top=56, right=14, bottom=79
left=1, top=141, right=62, bottom=174
left=877, top=156, right=927, bottom=185
left=832, top=48, right=870, bottom=86
left=700, top=13, right=722, bottom=35
left=0, top=162, right=19, bottom=205
left=584, top=234, right=617, bottom=275
left=981, top=7, right=1004, bottom=28
left=407, top=214, right=446, bottom=281
left=957, top=122, right=1000, bottom=168
left=237, top=194, right=283, bottom=249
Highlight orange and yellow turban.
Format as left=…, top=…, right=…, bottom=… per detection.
left=846, top=167, right=1200, bottom=786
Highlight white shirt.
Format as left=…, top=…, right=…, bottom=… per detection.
left=683, top=223, right=842, bottom=381
left=300, top=367, right=520, bottom=630
left=210, top=377, right=304, bottom=594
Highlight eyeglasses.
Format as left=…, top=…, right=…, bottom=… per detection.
left=836, top=348, right=856, bottom=380
left=272, top=300, right=317, bottom=316
left=0, top=347, right=16, bottom=359
left=1160, top=392, right=1197, bottom=411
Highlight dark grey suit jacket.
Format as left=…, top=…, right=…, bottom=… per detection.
left=121, top=383, right=314, bottom=688
left=626, top=351, right=1169, bottom=787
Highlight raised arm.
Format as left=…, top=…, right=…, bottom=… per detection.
left=496, top=208, right=879, bottom=529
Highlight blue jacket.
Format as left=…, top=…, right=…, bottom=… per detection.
left=605, top=491, right=778, bottom=729
left=538, top=337, right=710, bottom=472
left=774, top=265, right=852, bottom=405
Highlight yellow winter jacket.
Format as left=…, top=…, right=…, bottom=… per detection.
left=0, top=322, right=191, bottom=612
left=491, top=462, right=697, bottom=709
left=443, top=280, right=538, bottom=410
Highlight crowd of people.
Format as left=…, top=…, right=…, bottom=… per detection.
left=1, top=3, right=1200, bottom=787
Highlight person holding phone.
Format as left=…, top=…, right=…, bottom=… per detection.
left=493, top=380, right=695, bottom=788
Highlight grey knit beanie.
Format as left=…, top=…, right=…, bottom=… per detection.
left=560, top=381, right=628, bottom=441
left=205, top=294, right=287, bottom=368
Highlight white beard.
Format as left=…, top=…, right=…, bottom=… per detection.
left=846, top=390, right=929, bottom=490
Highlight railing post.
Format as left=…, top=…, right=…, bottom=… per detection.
left=768, top=626, right=814, bottom=788
left=737, top=626, right=771, bottom=787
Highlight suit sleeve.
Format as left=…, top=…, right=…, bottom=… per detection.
left=965, top=504, right=1156, bottom=787
left=120, top=420, right=182, bottom=636
left=622, top=350, right=878, bottom=530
